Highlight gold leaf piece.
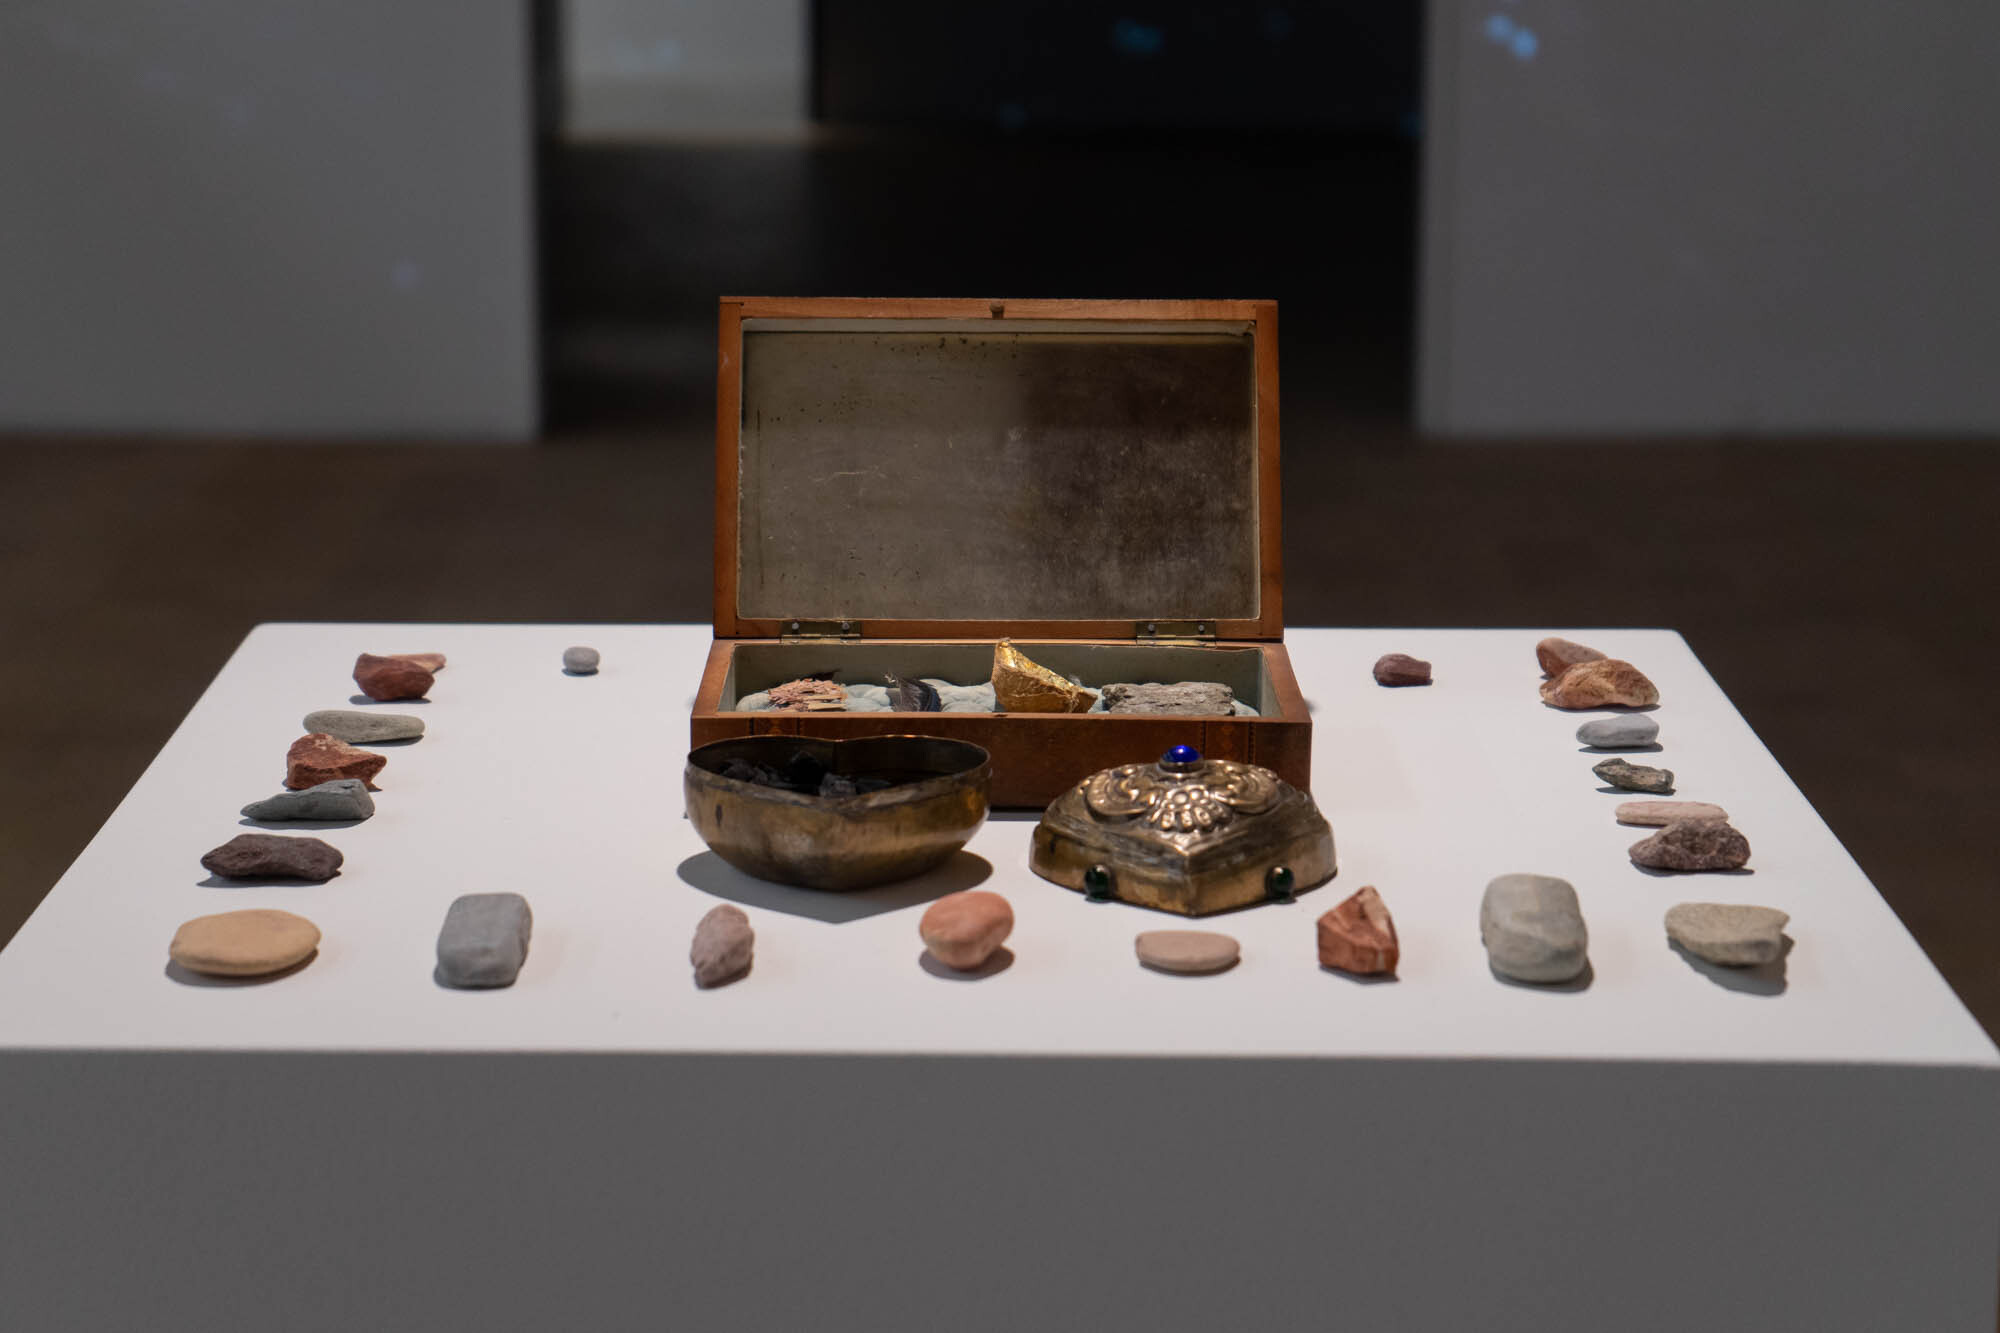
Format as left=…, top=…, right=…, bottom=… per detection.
left=991, top=639, right=1096, bottom=714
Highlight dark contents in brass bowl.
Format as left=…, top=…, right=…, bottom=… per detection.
left=720, top=752, right=906, bottom=798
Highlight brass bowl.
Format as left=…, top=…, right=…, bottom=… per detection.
left=685, top=735, right=991, bottom=890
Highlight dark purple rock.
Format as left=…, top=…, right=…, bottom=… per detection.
left=1372, top=653, right=1433, bottom=687
left=691, top=904, right=755, bottom=987
left=1630, top=818, right=1752, bottom=871
left=200, top=833, right=344, bottom=881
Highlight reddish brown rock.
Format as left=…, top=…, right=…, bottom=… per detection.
left=285, top=733, right=387, bottom=790
left=353, top=653, right=434, bottom=702
left=1317, top=885, right=1399, bottom=975
left=1629, top=818, right=1752, bottom=872
left=1539, top=658, right=1659, bottom=709
left=1536, top=636, right=1606, bottom=677
left=391, top=652, right=446, bottom=673
left=1372, top=653, right=1432, bottom=687
left=919, top=890, right=1014, bottom=970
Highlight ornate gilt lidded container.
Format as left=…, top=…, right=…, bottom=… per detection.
left=1030, top=746, right=1335, bottom=916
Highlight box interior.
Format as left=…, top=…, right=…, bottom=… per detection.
left=735, top=318, right=1260, bottom=626
left=716, top=641, right=1279, bottom=716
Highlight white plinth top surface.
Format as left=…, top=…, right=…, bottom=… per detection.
left=1, top=623, right=1991, bottom=1068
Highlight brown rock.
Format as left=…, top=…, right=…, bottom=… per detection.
left=1536, top=636, right=1606, bottom=677
left=919, top=890, right=1014, bottom=970
left=1616, top=800, right=1728, bottom=827
left=690, top=904, right=754, bottom=987
left=391, top=652, right=446, bottom=673
left=1135, top=930, right=1240, bottom=975
left=991, top=639, right=1095, bottom=713
left=767, top=678, right=848, bottom=712
left=285, top=732, right=387, bottom=790
left=1539, top=658, right=1659, bottom=709
left=200, top=833, right=343, bottom=881
left=353, top=653, right=434, bottom=702
left=1317, top=885, right=1399, bottom=975
left=169, top=908, right=321, bottom=977
left=1372, top=653, right=1432, bottom=687
left=1629, top=818, right=1752, bottom=871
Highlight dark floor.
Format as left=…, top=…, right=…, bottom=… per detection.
left=3, top=135, right=1997, bottom=1050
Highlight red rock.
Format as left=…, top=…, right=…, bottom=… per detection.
left=1317, top=885, right=1399, bottom=975
left=1536, top=636, right=1606, bottom=677
left=1539, top=658, right=1659, bottom=709
left=919, top=890, right=1014, bottom=970
left=1629, top=818, right=1751, bottom=872
left=353, top=653, right=434, bottom=701
left=285, top=733, right=387, bottom=791
left=1372, top=653, right=1432, bottom=687
left=391, top=652, right=446, bottom=673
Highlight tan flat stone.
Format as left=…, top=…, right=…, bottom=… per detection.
left=169, top=908, right=320, bottom=977
left=1135, top=930, right=1239, bottom=975
left=991, top=639, right=1095, bottom=713
left=1617, top=800, right=1728, bottom=827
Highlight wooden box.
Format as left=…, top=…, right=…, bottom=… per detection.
left=691, top=297, right=1310, bottom=809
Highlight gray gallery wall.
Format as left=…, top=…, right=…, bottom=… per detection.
left=1419, top=2, right=2000, bottom=435
left=0, top=3, right=537, bottom=438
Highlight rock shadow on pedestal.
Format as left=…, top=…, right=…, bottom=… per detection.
left=1578, top=743, right=1664, bottom=756
left=237, top=817, right=370, bottom=832
left=676, top=849, right=992, bottom=925
left=917, top=946, right=1014, bottom=981
left=1489, top=960, right=1595, bottom=993
left=164, top=953, right=317, bottom=987
left=1670, top=938, right=1790, bottom=996
left=1320, top=964, right=1399, bottom=987
left=196, top=872, right=340, bottom=889
left=1632, top=864, right=1755, bottom=879
left=348, top=694, right=429, bottom=708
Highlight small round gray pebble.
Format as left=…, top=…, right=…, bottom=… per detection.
left=562, top=645, right=600, bottom=675
left=1577, top=715, right=1660, bottom=749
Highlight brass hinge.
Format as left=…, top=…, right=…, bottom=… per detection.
left=780, top=618, right=861, bottom=643
left=1134, top=619, right=1216, bottom=645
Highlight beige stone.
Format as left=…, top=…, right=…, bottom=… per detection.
left=1135, top=929, right=1240, bottom=975
left=991, top=639, right=1095, bottom=713
left=920, top=890, right=1014, bottom=970
left=1617, top=800, right=1729, bottom=827
left=1539, top=658, right=1659, bottom=709
left=169, top=908, right=320, bottom=977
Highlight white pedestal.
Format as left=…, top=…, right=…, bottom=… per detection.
left=3, top=625, right=1994, bottom=1330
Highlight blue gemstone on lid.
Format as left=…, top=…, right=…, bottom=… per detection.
left=1163, top=744, right=1201, bottom=766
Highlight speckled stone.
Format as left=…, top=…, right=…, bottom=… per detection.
left=241, top=779, right=374, bottom=822
left=302, top=709, right=425, bottom=744
left=170, top=909, right=320, bottom=977
left=1576, top=715, right=1659, bottom=749
left=1593, top=758, right=1675, bottom=794
left=691, top=904, right=754, bottom=987
left=1135, top=930, right=1240, bottom=975
left=1665, top=902, right=1788, bottom=965
left=1099, top=681, right=1235, bottom=714
left=200, top=832, right=343, bottom=881
left=1480, top=874, right=1588, bottom=984
left=436, top=893, right=533, bottom=988
left=1540, top=659, right=1659, bottom=709
left=919, top=890, right=1014, bottom=970
left=563, top=645, right=600, bottom=674
left=1630, top=818, right=1752, bottom=872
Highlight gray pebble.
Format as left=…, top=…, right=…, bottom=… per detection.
left=563, top=645, right=600, bottom=674
left=1481, top=873, right=1589, bottom=983
left=1101, top=682, right=1237, bottom=715
left=302, top=708, right=425, bottom=744
left=436, top=892, right=533, bottom=988
left=1665, top=902, right=1789, bottom=966
left=1593, top=757, right=1674, bottom=793
left=1576, top=715, right=1659, bottom=749
left=691, top=904, right=754, bottom=987
left=241, top=779, right=375, bottom=822
left=201, top=832, right=344, bottom=881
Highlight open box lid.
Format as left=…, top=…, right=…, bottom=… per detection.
left=715, top=297, right=1282, bottom=642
